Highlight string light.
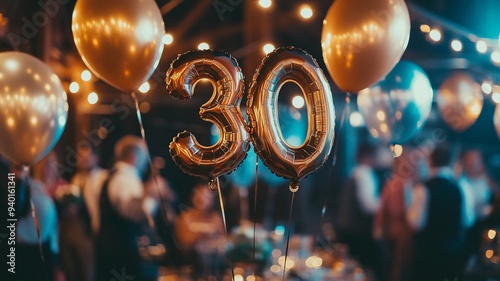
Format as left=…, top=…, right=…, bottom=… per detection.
left=492, top=92, right=500, bottom=103
left=198, top=42, right=210, bottom=50
left=482, top=82, right=493, bottom=94
left=162, top=33, right=173, bottom=45
left=259, top=0, right=272, bottom=8
left=476, top=40, right=488, bottom=53
left=87, top=92, right=98, bottom=104
left=81, top=70, right=92, bottom=81
left=139, top=81, right=150, bottom=93
left=491, top=51, right=500, bottom=64
left=263, top=43, right=275, bottom=54
left=299, top=5, right=313, bottom=19
left=349, top=111, right=364, bottom=127
left=420, top=24, right=430, bottom=33
left=450, top=39, right=462, bottom=52
left=429, top=29, right=441, bottom=42
left=292, top=95, right=305, bottom=108
left=69, top=82, right=80, bottom=93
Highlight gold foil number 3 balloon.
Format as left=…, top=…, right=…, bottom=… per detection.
left=166, top=50, right=250, bottom=186
left=247, top=47, right=336, bottom=192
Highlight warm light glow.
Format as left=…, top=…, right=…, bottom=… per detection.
left=488, top=229, right=497, bottom=239
left=420, top=24, right=430, bottom=33
left=162, top=33, right=173, bottom=45
left=492, top=92, right=500, bottom=103
left=451, top=39, right=462, bottom=52
left=482, top=82, right=493, bottom=94
left=87, top=92, right=98, bottom=104
left=299, top=5, right=313, bottom=19
left=246, top=276, right=256, bottom=281
left=305, top=255, right=323, bottom=269
left=350, top=111, right=364, bottom=127
left=234, top=275, right=243, bottom=281
left=263, top=43, right=275, bottom=54
left=278, top=256, right=295, bottom=269
left=81, top=70, right=92, bottom=81
left=69, top=82, right=80, bottom=93
left=476, top=40, right=488, bottom=53
left=429, top=29, right=441, bottom=42
left=391, top=144, right=403, bottom=158
left=198, top=42, right=210, bottom=50
left=376, top=110, right=386, bottom=121
left=492, top=51, right=500, bottom=63
left=139, top=82, right=150, bottom=93
left=259, top=0, right=272, bottom=8
left=292, top=95, right=305, bottom=108
left=486, top=249, right=494, bottom=259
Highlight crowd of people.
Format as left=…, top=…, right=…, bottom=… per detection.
left=336, top=143, right=498, bottom=281
left=1, top=135, right=499, bottom=281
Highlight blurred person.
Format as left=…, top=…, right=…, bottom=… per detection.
left=336, top=143, right=382, bottom=277
left=374, top=147, right=428, bottom=281
left=175, top=181, right=225, bottom=268
left=406, top=144, right=472, bottom=281
left=58, top=147, right=107, bottom=281
left=32, top=151, right=68, bottom=199
left=458, top=149, right=496, bottom=262
left=0, top=160, right=64, bottom=281
left=95, top=135, right=159, bottom=281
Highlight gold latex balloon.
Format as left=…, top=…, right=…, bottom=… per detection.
left=0, top=52, right=68, bottom=165
left=321, top=0, right=410, bottom=93
left=72, top=0, right=164, bottom=92
left=247, top=47, right=335, bottom=191
left=437, top=72, right=483, bottom=132
left=166, top=50, right=250, bottom=181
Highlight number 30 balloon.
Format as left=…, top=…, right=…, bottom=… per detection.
left=166, top=50, right=250, bottom=185
left=247, top=47, right=336, bottom=191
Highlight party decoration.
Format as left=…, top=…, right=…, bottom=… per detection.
left=321, top=0, right=410, bottom=93
left=0, top=52, right=68, bottom=165
left=72, top=0, right=164, bottom=92
left=166, top=50, right=250, bottom=182
left=247, top=47, right=335, bottom=191
left=437, top=72, right=483, bottom=132
left=358, top=61, right=433, bottom=144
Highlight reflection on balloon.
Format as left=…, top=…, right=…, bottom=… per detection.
left=247, top=47, right=335, bottom=191
left=166, top=50, right=249, bottom=182
left=321, top=0, right=410, bottom=93
left=0, top=52, right=68, bottom=165
left=358, top=61, right=433, bottom=144
left=437, top=72, right=483, bottom=132
left=72, top=0, right=164, bottom=92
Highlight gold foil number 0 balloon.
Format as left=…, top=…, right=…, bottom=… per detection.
left=247, top=47, right=336, bottom=191
left=166, top=50, right=250, bottom=186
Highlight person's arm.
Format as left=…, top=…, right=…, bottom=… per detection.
left=355, top=167, right=380, bottom=214
left=458, top=178, right=476, bottom=228
left=405, top=183, right=428, bottom=231
left=373, top=183, right=390, bottom=239
left=108, top=174, right=157, bottom=221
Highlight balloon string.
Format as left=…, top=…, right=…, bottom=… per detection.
left=252, top=156, right=259, bottom=277
left=215, top=177, right=236, bottom=280
left=282, top=190, right=296, bottom=281
left=28, top=173, right=49, bottom=281
left=132, top=93, right=176, bottom=244
left=331, top=93, right=351, bottom=166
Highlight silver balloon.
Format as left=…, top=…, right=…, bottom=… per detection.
left=247, top=47, right=335, bottom=191
left=0, top=52, right=68, bottom=165
left=358, top=61, right=433, bottom=144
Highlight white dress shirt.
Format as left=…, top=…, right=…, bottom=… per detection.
left=17, top=180, right=58, bottom=254
left=353, top=164, right=380, bottom=214
left=107, top=161, right=157, bottom=221
left=459, top=175, right=493, bottom=221
left=71, top=168, right=108, bottom=234
left=406, top=167, right=475, bottom=231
